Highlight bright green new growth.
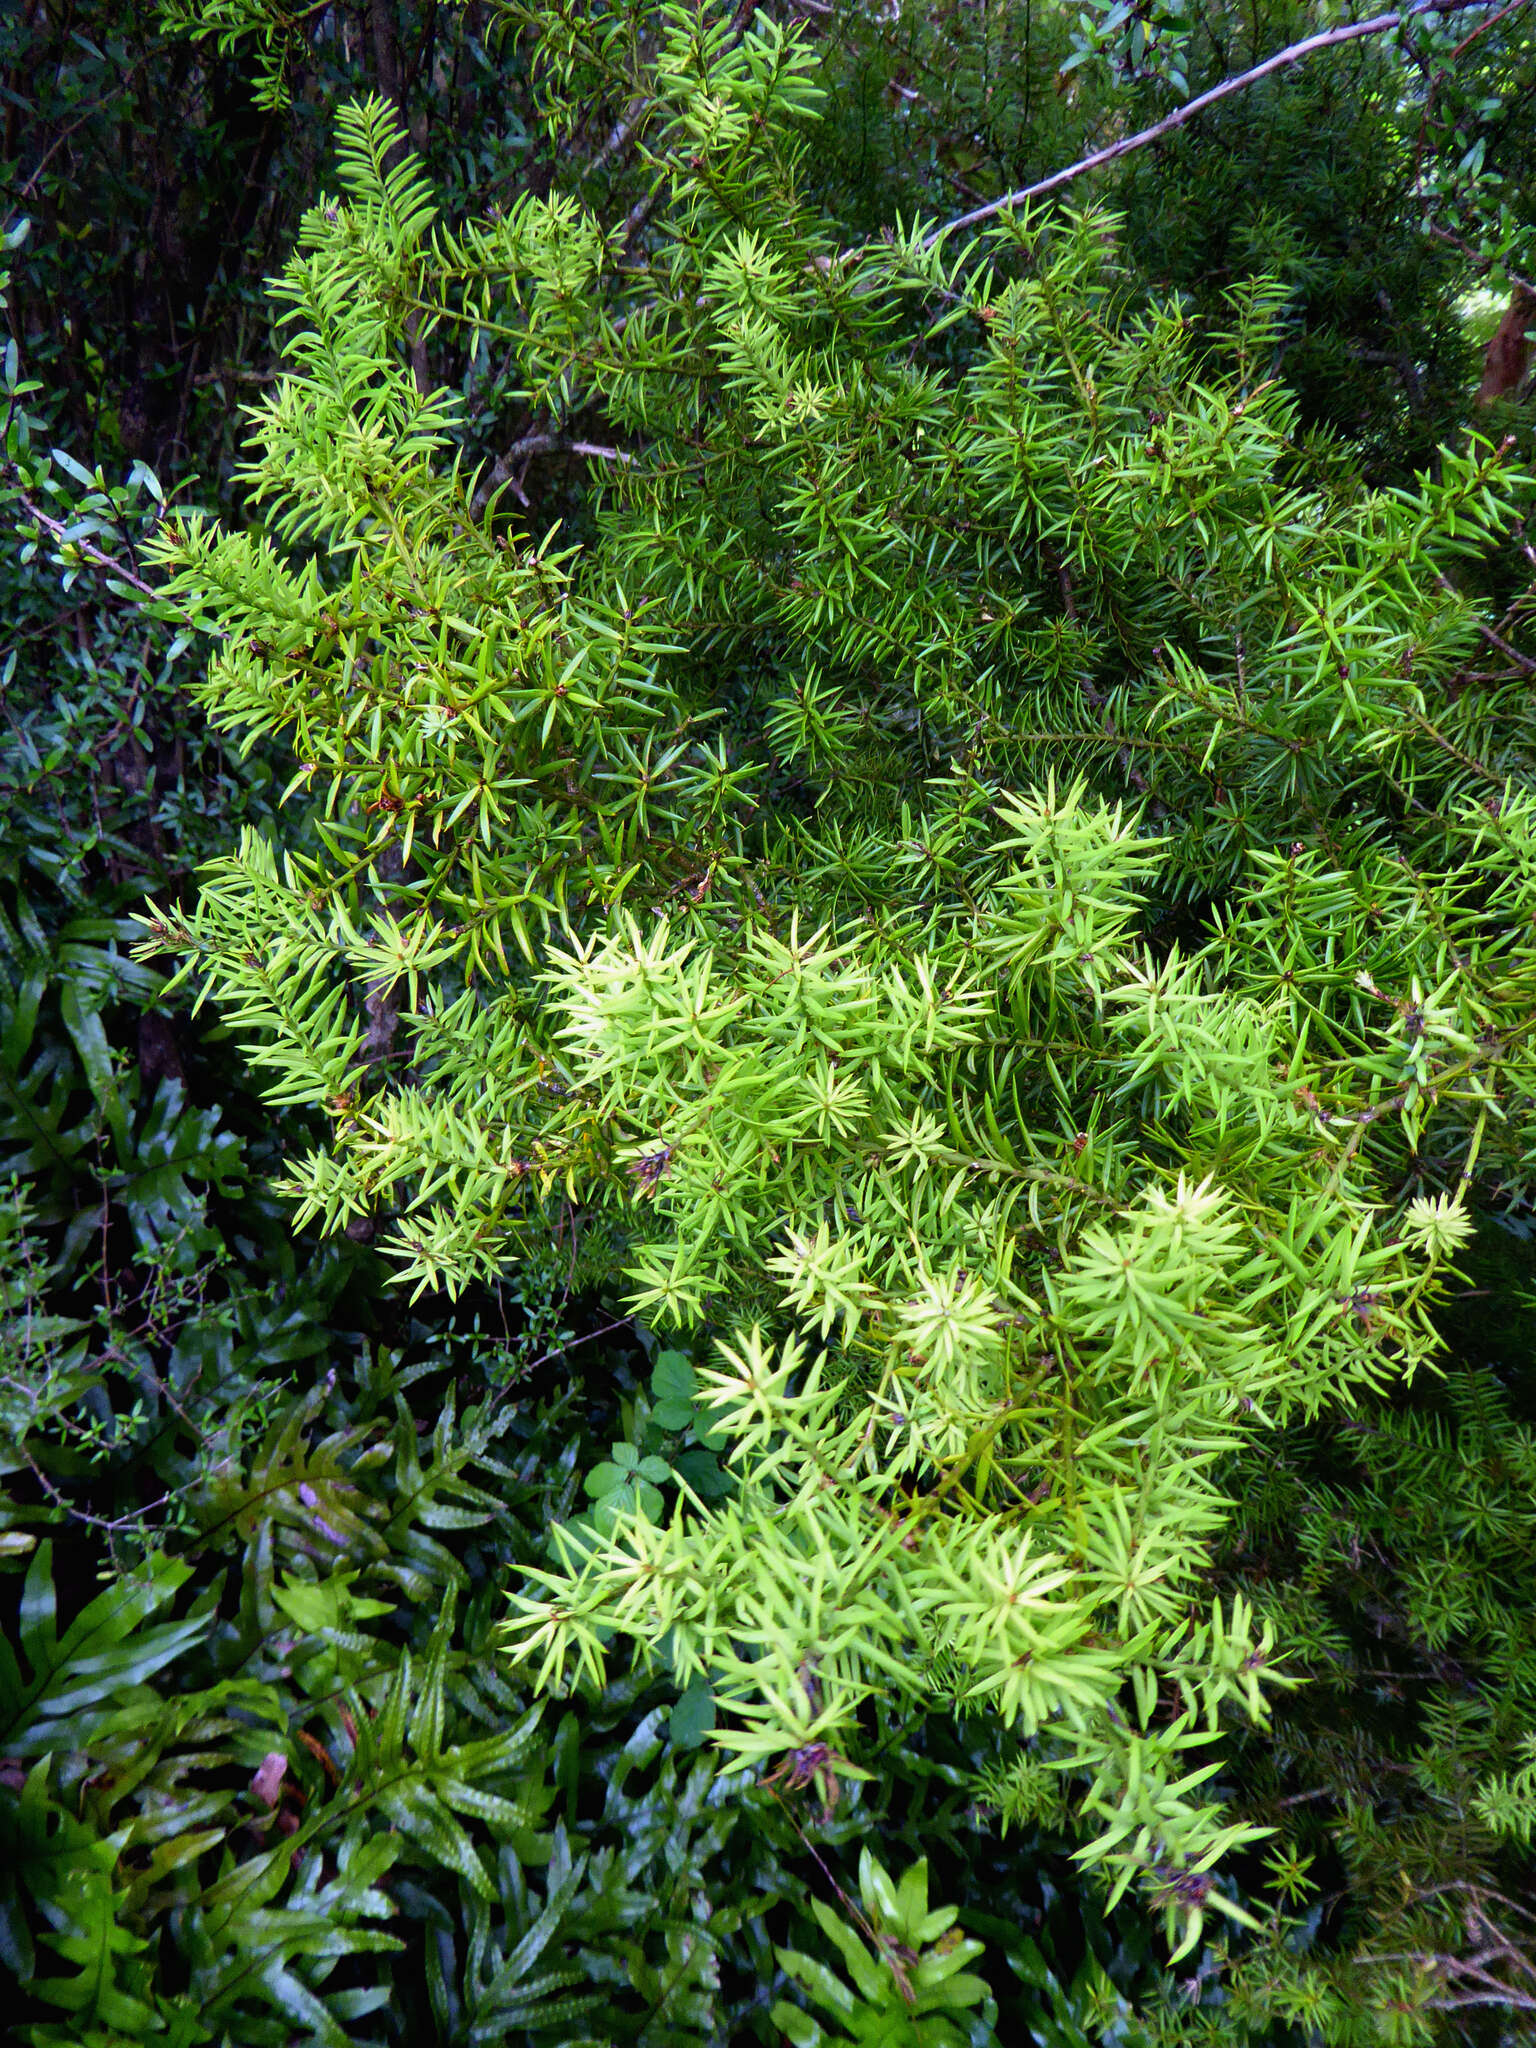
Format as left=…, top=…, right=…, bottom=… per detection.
left=771, top=1851, right=991, bottom=2046
left=140, top=6, right=1536, bottom=1948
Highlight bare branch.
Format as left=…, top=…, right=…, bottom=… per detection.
left=585, top=95, right=650, bottom=184
left=8, top=487, right=160, bottom=599
left=502, top=433, right=634, bottom=467
left=1434, top=562, right=1536, bottom=673
left=925, top=0, right=1526, bottom=248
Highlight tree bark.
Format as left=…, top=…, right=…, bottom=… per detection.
left=1475, top=285, right=1536, bottom=408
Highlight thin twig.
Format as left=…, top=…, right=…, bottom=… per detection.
left=486, top=1315, right=637, bottom=1412
left=16, top=1440, right=182, bottom=1538
left=1425, top=220, right=1536, bottom=295
left=19, top=55, right=149, bottom=198
left=1448, top=0, right=1528, bottom=58
left=8, top=487, right=160, bottom=599
left=924, top=0, right=1521, bottom=248
left=1434, top=568, right=1536, bottom=673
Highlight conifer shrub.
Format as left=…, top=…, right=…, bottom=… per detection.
left=133, top=5, right=1536, bottom=1957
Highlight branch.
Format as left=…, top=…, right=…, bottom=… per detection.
left=1433, top=563, right=1536, bottom=673
left=925, top=0, right=1523, bottom=247
left=18, top=54, right=149, bottom=199
left=1425, top=219, right=1536, bottom=295
left=8, top=487, right=160, bottom=599
left=192, top=366, right=280, bottom=387
left=470, top=433, right=635, bottom=514
left=502, top=433, right=634, bottom=467
left=1448, top=0, right=1529, bottom=56
left=585, top=95, right=649, bottom=184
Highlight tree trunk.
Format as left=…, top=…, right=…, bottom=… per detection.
left=1475, top=284, right=1536, bottom=408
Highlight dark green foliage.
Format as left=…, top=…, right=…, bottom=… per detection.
left=795, top=0, right=1085, bottom=241
left=6, top=1439, right=538, bottom=2044
left=803, top=0, right=1533, bottom=485
left=1, top=0, right=539, bottom=491
left=1113, top=29, right=1477, bottom=481
left=0, top=1303, right=1190, bottom=2047
left=1203, top=1324, right=1536, bottom=2033
left=0, top=1319, right=765, bottom=2045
